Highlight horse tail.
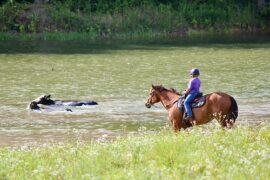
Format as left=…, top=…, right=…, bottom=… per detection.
left=229, top=96, right=238, bottom=121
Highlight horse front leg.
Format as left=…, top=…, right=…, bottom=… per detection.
left=169, top=109, right=182, bottom=132
left=172, top=120, right=180, bottom=132
left=171, top=118, right=181, bottom=132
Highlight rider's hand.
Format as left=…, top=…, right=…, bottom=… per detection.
left=182, top=90, right=187, bottom=94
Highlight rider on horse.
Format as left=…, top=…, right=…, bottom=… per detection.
left=183, top=68, right=201, bottom=123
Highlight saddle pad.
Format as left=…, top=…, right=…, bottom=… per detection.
left=191, top=95, right=206, bottom=108
left=177, top=94, right=207, bottom=109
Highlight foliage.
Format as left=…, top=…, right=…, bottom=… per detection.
left=0, top=125, right=269, bottom=179
left=0, top=0, right=269, bottom=37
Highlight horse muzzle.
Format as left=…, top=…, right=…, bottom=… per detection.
left=145, top=103, right=151, bottom=108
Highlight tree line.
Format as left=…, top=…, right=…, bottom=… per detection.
left=0, top=0, right=269, bottom=36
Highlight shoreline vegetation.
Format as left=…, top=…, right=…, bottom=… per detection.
left=0, top=0, right=270, bottom=41
left=0, top=125, right=269, bottom=179
left=0, top=31, right=270, bottom=41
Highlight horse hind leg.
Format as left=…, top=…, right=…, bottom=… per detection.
left=219, top=117, right=235, bottom=129
left=225, top=118, right=235, bottom=129
left=224, top=96, right=238, bottom=128
left=214, top=113, right=234, bottom=129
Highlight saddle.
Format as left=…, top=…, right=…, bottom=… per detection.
left=177, top=93, right=207, bottom=112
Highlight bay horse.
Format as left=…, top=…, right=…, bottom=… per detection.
left=145, top=85, right=238, bottom=131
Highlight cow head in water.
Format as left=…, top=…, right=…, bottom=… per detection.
left=33, top=94, right=55, bottom=105
left=28, top=94, right=55, bottom=110
left=28, top=101, right=40, bottom=110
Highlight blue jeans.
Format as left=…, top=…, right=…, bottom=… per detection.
left=184, top=92, right=200, bottom=118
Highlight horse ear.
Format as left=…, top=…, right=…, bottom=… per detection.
left=152, top=84, right=155, bottom=89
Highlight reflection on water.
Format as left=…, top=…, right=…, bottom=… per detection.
left=0, top=34, right=270, bottom=146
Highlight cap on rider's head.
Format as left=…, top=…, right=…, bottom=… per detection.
left=190, top=68, right=200, bottom=76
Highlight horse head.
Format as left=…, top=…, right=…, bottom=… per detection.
left=145, top=85, right=162, bottom=108
left=145, top=85, right=181, bottom=108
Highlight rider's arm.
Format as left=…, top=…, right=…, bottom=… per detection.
left=185, top=88, right=191, bottom=94
left=185, top=79, right=193, bottom=94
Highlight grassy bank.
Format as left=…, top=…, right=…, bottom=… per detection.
left=0, top=31, right=269, bottom=41
left=0, top=31, right=164, bottom=41
left=0, top=125, right=269, bottom=179
left=0, top=0, right=269, bottom=39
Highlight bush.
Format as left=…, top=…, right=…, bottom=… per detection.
left=0, top=0, right=269, bottom=36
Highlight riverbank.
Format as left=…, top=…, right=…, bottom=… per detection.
left=0, top=1, right=269, bottom=40
left=0, top=125, right=269, bottom=179
left=0, top=31, right=270, bottom=42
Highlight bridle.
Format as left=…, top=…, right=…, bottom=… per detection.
left=145, top=90, right=159, bottom=108
left=145, top=88, right=181, bottom=110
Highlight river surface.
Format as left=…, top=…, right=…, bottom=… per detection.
left=0, top=34, right=269, bottom=146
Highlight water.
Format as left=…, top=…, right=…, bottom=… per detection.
left=0, top=34, right=270, bottom=146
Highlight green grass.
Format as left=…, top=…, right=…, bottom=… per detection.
left=0, top=125, right=269, bottom=179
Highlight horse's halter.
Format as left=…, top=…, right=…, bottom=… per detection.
left=145, top=89, right=160, bottom=108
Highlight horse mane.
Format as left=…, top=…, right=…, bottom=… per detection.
left=170, top=88, right=181, bottom=95
left=154, top=85, right=181, bottom=95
